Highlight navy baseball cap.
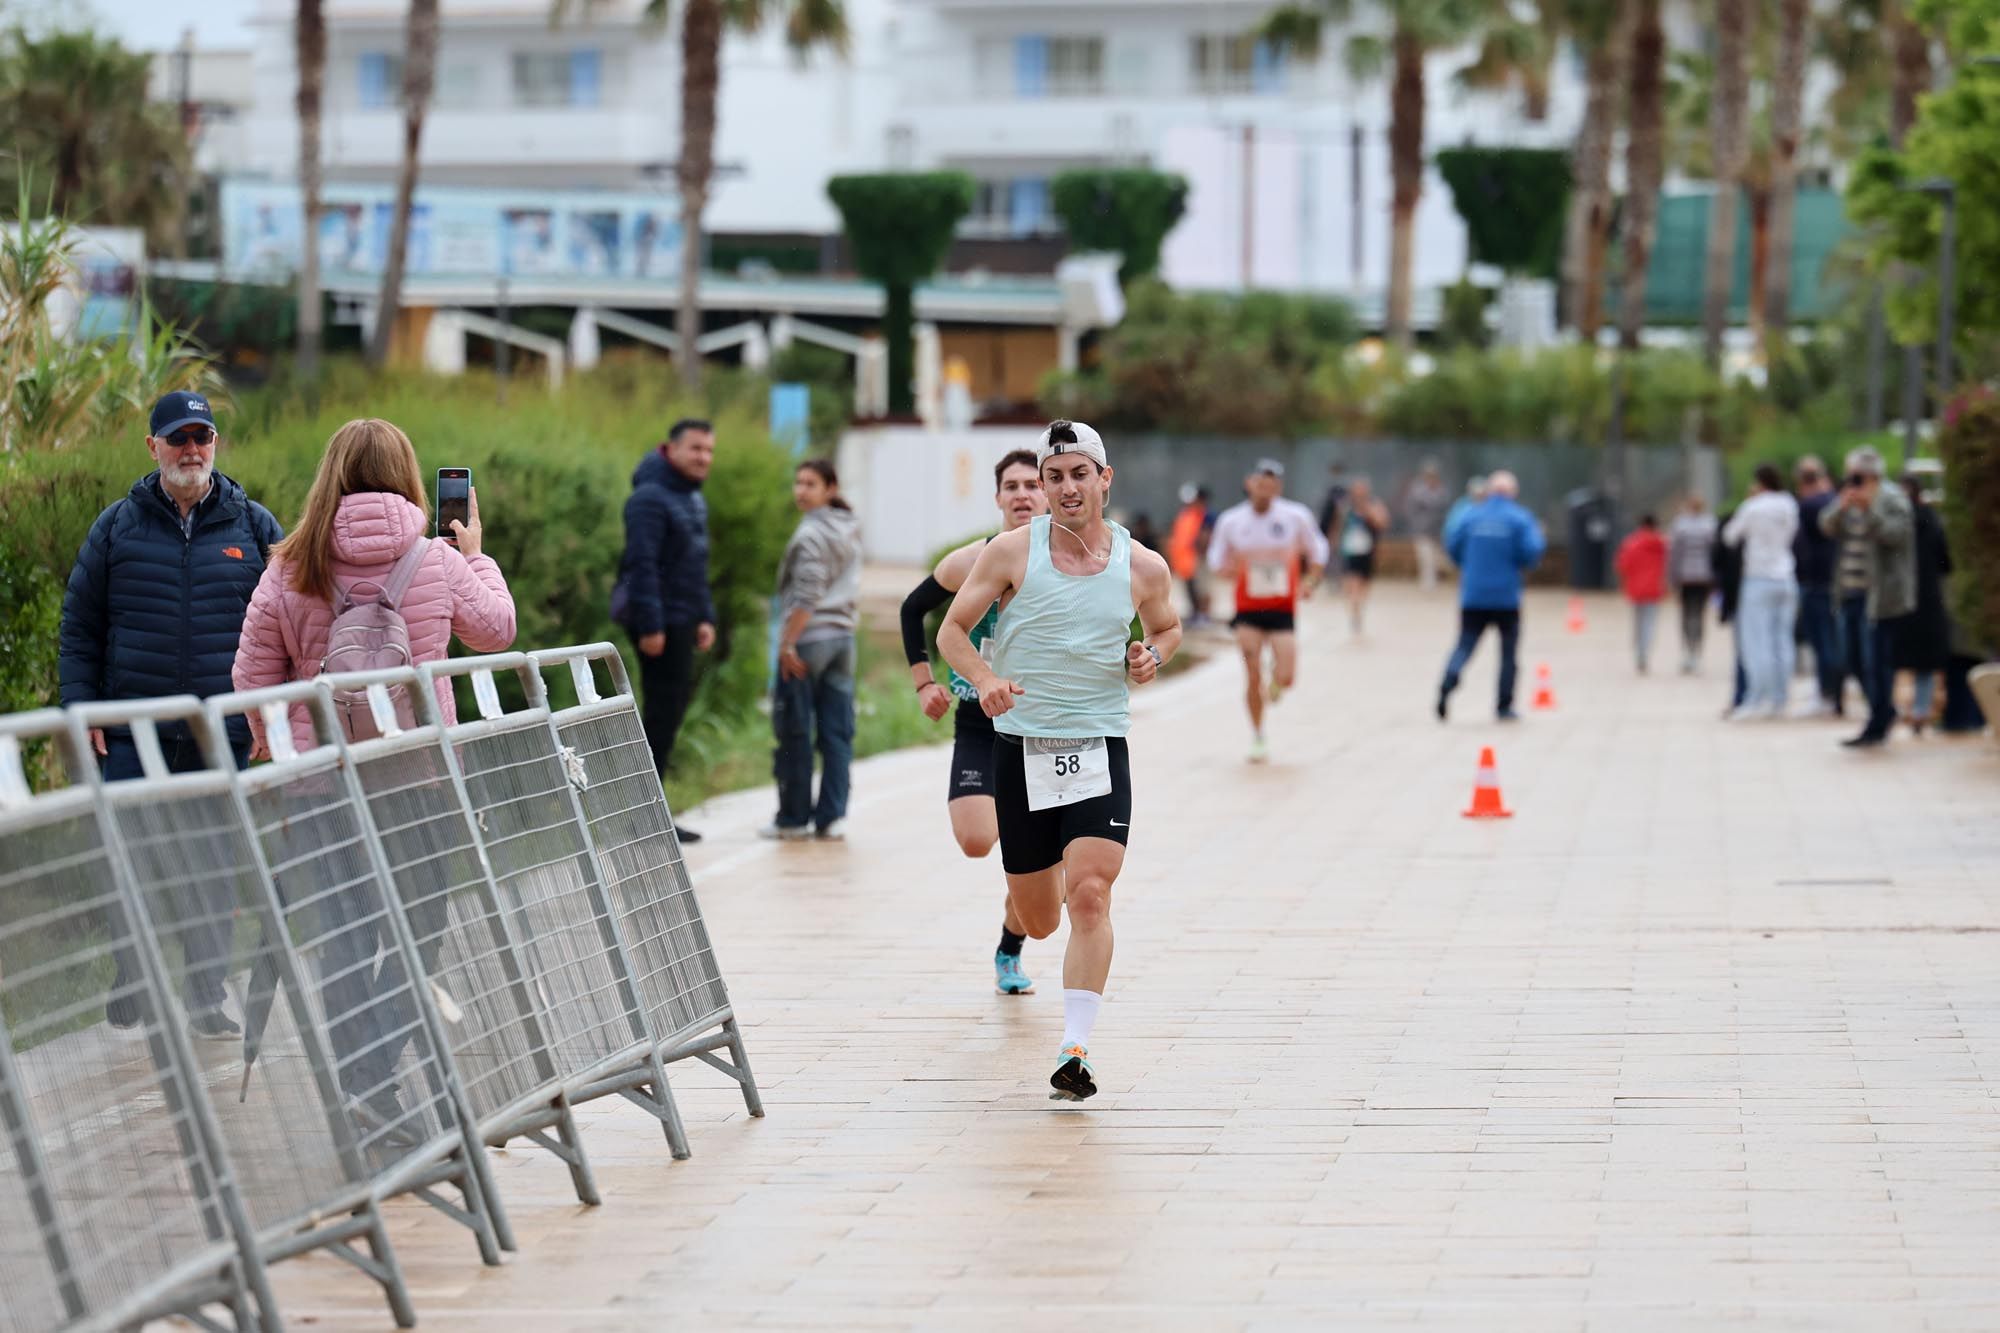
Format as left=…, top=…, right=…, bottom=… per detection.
left=149, top=391, right=217, bottom=438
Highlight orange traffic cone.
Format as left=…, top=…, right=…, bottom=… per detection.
left=1566, top=596, right=1587, bottom=634
left=1531, top=664, right=1558, bottom=711
left=1462, top=746, right=1514, bottom=819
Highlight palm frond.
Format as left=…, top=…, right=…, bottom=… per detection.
left=1345, top=31, right=1390, bottom=81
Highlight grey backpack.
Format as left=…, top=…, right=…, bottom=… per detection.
left=320, top=538, right=432, bottom=740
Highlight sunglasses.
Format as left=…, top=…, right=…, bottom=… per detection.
left=163, top=427, right=217, bottom=448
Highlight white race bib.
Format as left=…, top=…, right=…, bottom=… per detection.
left=1022, top=737, right=1112, bottom=812
left=1247, top=560, right=1291, bottom=599
left=1342, top=525, right=1375, bottom=556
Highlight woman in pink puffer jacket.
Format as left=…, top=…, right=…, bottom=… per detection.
left=234, top=417, right=516, bottom=752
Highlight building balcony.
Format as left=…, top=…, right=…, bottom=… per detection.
left=323, top=107, right=675, bottom=174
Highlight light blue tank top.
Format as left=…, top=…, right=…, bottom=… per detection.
left=992, top=515, right=1134, bottom=740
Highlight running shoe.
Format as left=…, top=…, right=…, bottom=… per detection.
left=1248, top=735, right=1269, bottom=764
left=188, top=1008, right=241, bottom=1042
left=1049, top=1044, right=1097, bottom=1101
left=1267, top=676, right=1285, bottom=705
left=816, top=819, right=847, bottom=841
left=994, top=950, right=1034, bottom=995
left=756, top=822, right=813, bottom=841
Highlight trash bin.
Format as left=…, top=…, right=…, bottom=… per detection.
left=1566, top=488, right=1614, bottom=590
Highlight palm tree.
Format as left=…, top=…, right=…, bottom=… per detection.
left=1700, top=0, right=1752, bottom=369
left=1759, top=0, right=1808, bottom=339
left=0, top=27, right=190, bottom=250
left=296, top=0, right=325, bottom=382
left=1885, top=0, right=1930, bottom=148
left=1262, top=0, right=1504, bottom=352
left=1616, top=0, right=1665, bottom=352
left=367, top=0, right=439, bottom=370
left=557, top=0, right=850, bottom=391
left=1561, top=0, right=1630, bottom=343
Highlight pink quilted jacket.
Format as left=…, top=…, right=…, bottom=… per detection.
left=233, top=492, right=517, bottom=750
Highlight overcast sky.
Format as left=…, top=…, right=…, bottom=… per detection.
left=65, top=0, right=261, bottom=51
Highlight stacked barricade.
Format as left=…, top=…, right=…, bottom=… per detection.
left=0, top=644, right=762, bottom=1330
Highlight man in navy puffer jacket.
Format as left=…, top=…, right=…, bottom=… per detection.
left=612, top=418, right=719, bottom=841
left=58, top=391, right=284, bottom=1038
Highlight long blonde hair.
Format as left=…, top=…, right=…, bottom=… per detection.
left=276, top=418, right=431, bottom=603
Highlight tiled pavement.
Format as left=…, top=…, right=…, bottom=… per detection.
left=273, top=585, right=2000, bottom=1331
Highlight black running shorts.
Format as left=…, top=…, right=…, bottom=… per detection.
left=993, top=733, right=1132, bottom=875
left=1231, top=609, right=1296, bottom=633
left=948, top=701, right=996, bottom=802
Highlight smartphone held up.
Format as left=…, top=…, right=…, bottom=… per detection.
left=437, top=468, right=471, bottom=545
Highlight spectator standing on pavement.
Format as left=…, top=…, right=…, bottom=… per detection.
left=1166, top=485, right=1214, bottom=628
left=612, top=418, right=718, bottom=841
left=1826, top=446, right=1883, bottom=729
left=764, top=459, right=864, bottom=841
left=1722, top=464, right=1801, bottom=720
left=1435, top=470, right=1545, bottom=722
left=1615, top=515, right=1669, bottom=674
left=1403, top=461, right=1450, bottom=590
left=1711, top=505, right=1747, bottom=710
left=1444, top=475, right=1488, bottom=553
left=59, top=390, right=284, bottom=1040
left=1899, top=473, right=1953, bottom=736
left=1337, top=477, right=1390, bottom=636
left=1792, top=457, right=1843, bottom=717
left=1667, top=495, right=1718, bottom=673
left=1821, top=447, right=1915, bottom=748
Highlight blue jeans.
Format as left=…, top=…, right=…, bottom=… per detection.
left=1838, top=591, right=1871, bottom=716
left=773, top=636, right=856, bottom=831
left=1439, top=607, right=1521, bottom=713
left=1737, top=578, right=1798, bottom=711
left=1797, top=587, right=1842, bottom=704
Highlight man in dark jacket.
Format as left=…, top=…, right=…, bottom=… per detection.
left=612, top=418, right=718, bottom=841
left=59, top=390, right=284, bottom=1038
left=1792, top=457, right=1843, bottom=716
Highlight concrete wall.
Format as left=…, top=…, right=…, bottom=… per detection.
left=837, top=424, right=1724, bottom=565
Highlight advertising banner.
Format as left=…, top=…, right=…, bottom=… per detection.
left=222, top=180, right=682, bottom=282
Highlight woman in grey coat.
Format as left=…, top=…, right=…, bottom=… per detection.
left=764, top=458, right=865, bottom=840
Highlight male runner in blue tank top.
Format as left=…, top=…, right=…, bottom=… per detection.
left=939, top=421, right=1183, bottom=1100
left=899, top=449, right=1048, bottom=996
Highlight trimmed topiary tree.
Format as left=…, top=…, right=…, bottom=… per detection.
left=1435, top=147, right=1572, bottom=279
left=826, top=172, right=975, bottom=416
left=1051, top=169, right=1190, bottom=284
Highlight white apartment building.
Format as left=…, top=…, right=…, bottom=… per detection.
left=234, top=0, right=1695, bottom=306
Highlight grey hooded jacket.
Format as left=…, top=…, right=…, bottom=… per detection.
left=777, top=503, right=864, bottom=644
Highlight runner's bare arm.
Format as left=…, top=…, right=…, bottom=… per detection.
left=940, top=528, right=1029, bottom=715
left=1127, top=547, right=1183, bottom=686
left=932, top=538, right=984, bottom=593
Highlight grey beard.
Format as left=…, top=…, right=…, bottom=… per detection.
left=160, top=460, right=213, bottom=491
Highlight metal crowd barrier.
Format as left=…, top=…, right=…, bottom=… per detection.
left=324, top=663, right=611, bottom=1207
left=68, top=694, right=507, bottom=1329
left=526, top=645, right=761, bottom=1119
left=417, top=654, right=692, bottom=1157
left=0, top=641, right=764, bottom=1329
left=0, top=709, right=270, bottom=1333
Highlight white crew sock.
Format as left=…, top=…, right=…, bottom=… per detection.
left=1062, top=989, right=1103, bottom=1051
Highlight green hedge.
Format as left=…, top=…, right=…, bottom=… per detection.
left=0, top=363, right=799, bottom=734
left=1937, top=390, right=2000, bottom=657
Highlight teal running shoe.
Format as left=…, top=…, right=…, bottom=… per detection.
left=994, top=950, right=1034, bottom=995
left=1049, top=1044, right=1097, bottom=1101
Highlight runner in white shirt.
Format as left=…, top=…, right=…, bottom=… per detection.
left=1206, top=459, right=1329, bottom=762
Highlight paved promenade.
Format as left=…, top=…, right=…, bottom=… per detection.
left=275, top=584, right=2000, bottom=1331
